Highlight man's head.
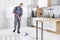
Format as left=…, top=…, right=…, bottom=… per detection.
left=19, top=3, right=23, bottom=8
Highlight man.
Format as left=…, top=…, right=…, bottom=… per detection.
left=13, top=3, right=23, bottom=34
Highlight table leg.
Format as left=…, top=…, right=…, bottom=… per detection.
left=36, top=21, right=38, bottom=40
left=41, top=22, right=43, bottom=40
left=36, top=21, right=43, bottom=40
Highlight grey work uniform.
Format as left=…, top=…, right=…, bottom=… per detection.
left=13, top=6, right=23, bottom=31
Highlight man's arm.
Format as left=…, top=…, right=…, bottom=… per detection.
left=18, top=10, right=23, bottom=20
left=13, top=7, right=18, bottom=16
left=13, top=11, right=18, bottom=16
left=19, top=9, right=23, bottom=18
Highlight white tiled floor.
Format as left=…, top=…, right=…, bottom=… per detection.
left=0, top=18, right=60, bottom=40
left=0, top=27, right=60, bottom=40
left=0, top=27, right=36, bottom=40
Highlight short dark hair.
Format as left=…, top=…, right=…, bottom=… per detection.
left=20, top=3, right=23, bottom=5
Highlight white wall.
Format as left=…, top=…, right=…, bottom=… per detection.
left=0, top=0, right=6, bottom=19
left=6, top=0, right=32, bottom=27
left=37, top=0, right=48, bottom=8
left=43, top=5, right=60, bottom=18
left=0, top=0, right=6, bottom=28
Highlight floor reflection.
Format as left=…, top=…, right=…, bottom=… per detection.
left=0, top=34, right=21, bottom=40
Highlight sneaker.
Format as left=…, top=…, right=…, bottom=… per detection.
left=13, top=30, right=16, bottom=32
left=17, top=31, right=20, bottom=34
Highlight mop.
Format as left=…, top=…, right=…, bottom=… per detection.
left=24, top=5, right=30, bottom=36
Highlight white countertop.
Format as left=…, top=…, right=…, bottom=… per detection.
left=33, top=17, right=60, bottom=22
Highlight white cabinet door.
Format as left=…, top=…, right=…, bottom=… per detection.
left=51, top=0, right=60, bottom=6
left=48, top=21, right=56, bottom=32
left=43, top=21, right=56, bottom=32
left=43, top=21, right=51, bottom=30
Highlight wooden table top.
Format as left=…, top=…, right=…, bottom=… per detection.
left=35, top=18, right=60, bottom=22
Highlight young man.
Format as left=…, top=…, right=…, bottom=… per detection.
left=13, top=3, right=23, bottom=34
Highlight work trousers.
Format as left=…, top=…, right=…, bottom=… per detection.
left=14, top=16, right=21, bottom=31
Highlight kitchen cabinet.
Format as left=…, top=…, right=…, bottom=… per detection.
left=33, top=18, right=60, bottom=34
left=48, top=0, right=60, bottom=6
left=51, top=0, right=60, bottom=6
left=43, top=21, right=56, bottom=31
left=37, top=0, right=59, bottom=7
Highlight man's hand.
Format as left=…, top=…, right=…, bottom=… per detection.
left=18, top=14, right=23, bottom=21
left=18, top=16, right=21, bottom=21
left=13, top=12, right=18, bottom=17
left=14, top=14, right=20, bottom=19
left=15, top=14, right=18, bottom=16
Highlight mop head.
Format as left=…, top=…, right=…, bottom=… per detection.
left=24, top=33, right=28, bottom=36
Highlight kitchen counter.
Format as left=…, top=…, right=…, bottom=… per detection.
left=33, top=17, right=60, bottom=34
